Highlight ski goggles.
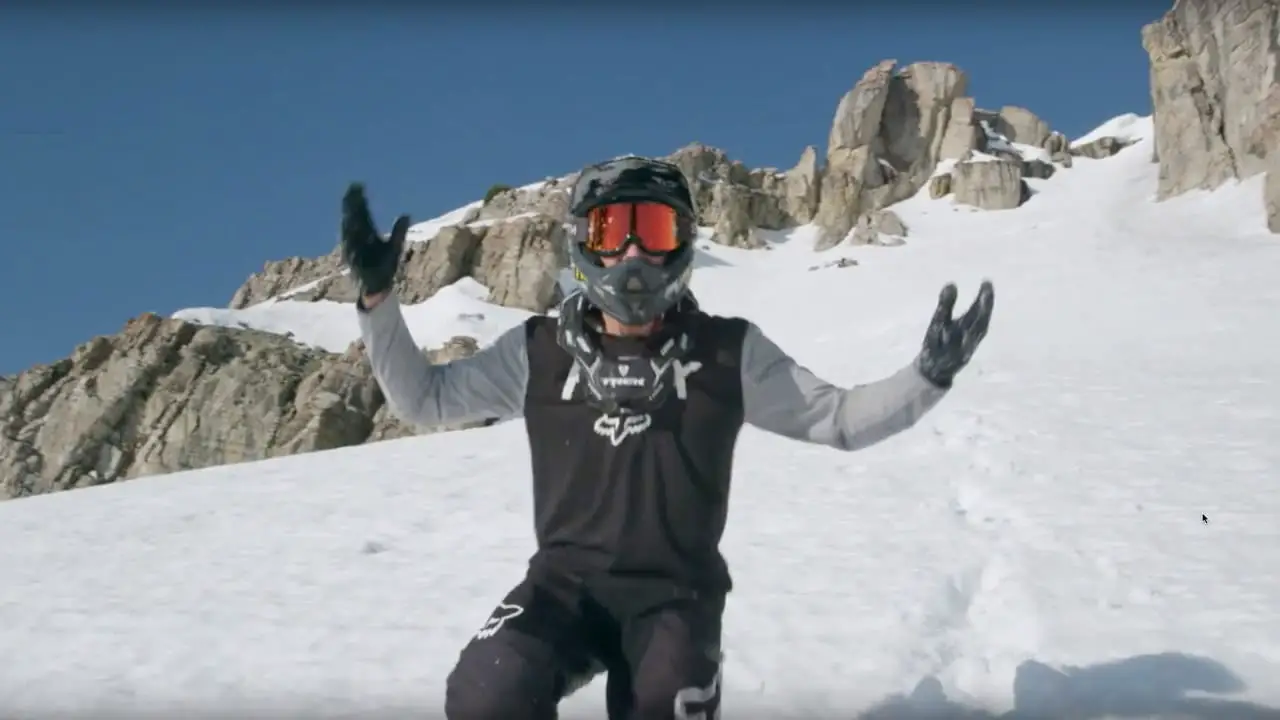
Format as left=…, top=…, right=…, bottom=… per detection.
left=584, top=202, right=684, bottom=257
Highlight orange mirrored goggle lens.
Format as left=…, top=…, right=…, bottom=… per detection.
left=585, top=202, right=681, bottom=256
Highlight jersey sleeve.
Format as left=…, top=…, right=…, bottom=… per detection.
left=738, top=320, right=948, bottom=451
left=356, top=294, right=529, bottom=428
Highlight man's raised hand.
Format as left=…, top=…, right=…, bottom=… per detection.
left=340, top=182, right=410, bottom=299
left=915, top=280, right=995, bottom=388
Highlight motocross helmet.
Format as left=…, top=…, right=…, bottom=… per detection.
left=566, top=155, right=698, bottom=326
left=557, top=156, right=701, bottom=414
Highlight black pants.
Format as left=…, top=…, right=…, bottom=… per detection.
left=444, top=571, right=724, bottom=720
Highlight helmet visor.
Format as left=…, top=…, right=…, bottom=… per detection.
left=585, top=202, right=682, bottom=257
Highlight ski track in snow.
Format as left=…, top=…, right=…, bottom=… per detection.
left=3, top=115, right=1280, bottom=719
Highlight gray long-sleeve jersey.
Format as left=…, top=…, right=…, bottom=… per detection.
left=358, top=295, right=948, bottom=593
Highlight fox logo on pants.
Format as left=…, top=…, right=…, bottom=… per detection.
left=474, top=603, right=524, bottom=640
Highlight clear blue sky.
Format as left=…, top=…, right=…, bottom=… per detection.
left=0, top=3, right=1169, bottom=376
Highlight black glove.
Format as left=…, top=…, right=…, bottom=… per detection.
left=340, top=182, right=410, bottom=297
left=915, top=280, right=995, bottom=389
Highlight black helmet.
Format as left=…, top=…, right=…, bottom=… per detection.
left=566, top=155, right=698, bottom=326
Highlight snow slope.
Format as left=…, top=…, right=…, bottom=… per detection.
left=4, top=115, right=1280, bottom=719
left=174, top=277, right=535, bottom=354
left=1072, top=112, right=1150, bottom=147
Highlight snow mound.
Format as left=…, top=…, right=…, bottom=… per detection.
left=1073, top=112, right=1153, bottom=147
left=175, top=278, right=533, bottom=353
left=404, top=201, right=482, bottom=245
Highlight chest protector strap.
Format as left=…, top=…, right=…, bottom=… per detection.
left=555, top=291, right=699, bottom=415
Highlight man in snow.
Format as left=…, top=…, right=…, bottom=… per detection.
left=342, top=156, right=994, bottom=720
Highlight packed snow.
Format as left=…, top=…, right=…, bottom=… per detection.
left=1072, top=112, right=1150, bottom=147
left=4, top=114, right=1280, bottom=719
left=174, top=278, right=535, bottom=355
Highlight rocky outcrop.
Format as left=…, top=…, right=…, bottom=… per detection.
left=929, top=173, right=952, bottom=199
left=707, top=182, right=766, bottom=248
left=815, top=60, right=970, bottom=249
left=1254, top=86, right=1280, bottom=233
left=396, top=225, right=487, bottom=304
left=229, top=214, right=569, bottom=314
left=928, top=108, right=1091, bottom=206
left=662, top=143, right=819, bottom=242
left=231, top=251, right=346, bottom=309
left=1043, top=132, right=1074, bottom=166
left=850, top=209, right=909, bottom=246
left=760, top=145, right=822, bottom=225
left=474, top=177, right=574, bottom=223
left=220, top=56, right=1082, bottom=308
left=952, top=157, right=1027, bottom=211
left=939, top=97, right=984, bottom=161
left=1071, top=136, right=1136, bottom=160
left=470, top=214, right=569, bottom=310
left=995, top=106, right=1052, bottom=148
left=1267, top=168, right=1280, bottom=232
left=664, top=143, right=753, bottom=226
left=1022, top=158, right=1057, bottom=180
left=225, top=59, right=1070, bottom=301
left=1249, top=85, right=1280, bottom=161
left=0, top=314, right=485, bottom=500
left=1142, top=0, right=1280, bottom=203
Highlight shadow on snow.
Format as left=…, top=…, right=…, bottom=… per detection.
left=857, top=652, right=1280, bottom=720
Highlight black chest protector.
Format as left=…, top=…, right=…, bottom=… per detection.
left=554, top=290, right=699, bottom=416
left=523, top=299, right=751, bottom=594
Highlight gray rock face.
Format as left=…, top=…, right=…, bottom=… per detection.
left=996, top=106, right=1052, bottom=148
left=230, top=214, right=568, bottom=314
left=1072, top=136, right=1136, bottom=160
left=469, top=214, right=569, bottom=311
left=1142, top=0, right=1280, bottom=204
left=814, top=60, right=971, bottom=249
left=952, top=158, right=1027, bottom=211
left=474, top=176, right=575, bottom=223
left=850, top=209, right=909, bottom=246
left=661, top=142, right=820, bottom=245
left=1255, top=83, right=1280, bottom=233
left=231, top=251, right=346, bottom=309
left=939, top=97, right=984, bottom=161
left=1267, top=166, right=1280, bottom=233
left=929, top=174, right=953, bottom=199
left=1022, top=159, right=1057, bottom=180
left=0, top=315, right=484, bottom=500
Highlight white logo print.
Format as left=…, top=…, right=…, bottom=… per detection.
left=562, top=358, right=703, bottom=446
left=670, top=359, right=701, bottom=400
left=560, top=359, right=703, bottom=403
left=593, top=413, right=652, bottom=446
left=474, top=603, right=524, bottom=640
left=600, top=361, right=646, bottom=389
left=674, top=660, right=722, bottom=720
